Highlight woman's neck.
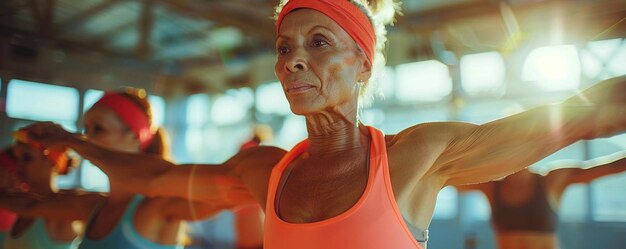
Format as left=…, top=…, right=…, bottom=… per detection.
left=305, top=106, right=369, bottom=156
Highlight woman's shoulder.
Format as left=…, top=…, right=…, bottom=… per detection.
left=228, top=145, right=288, bottom=173
left=238, top=145, right=287, bottom=162
left=385, top=121, right=477, bottom=147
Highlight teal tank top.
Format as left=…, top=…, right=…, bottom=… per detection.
left=78, top=195, right=181, bottom=249
left=2, top=218, right=74, bottom=249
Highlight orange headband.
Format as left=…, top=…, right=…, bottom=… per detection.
left=276, top=0, right=376, bottom=63
left=94, top=93, right=153, bottom=151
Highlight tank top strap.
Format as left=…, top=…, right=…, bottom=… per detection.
left=121, top=195, right=145, bottom=220
left=366, top=126, right=386, bottom=172
left=266, top=139, right=308, bottom=213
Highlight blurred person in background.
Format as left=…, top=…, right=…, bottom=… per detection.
left=0, top=141, right=81, bottom=249
left=457, top=155, right=626, bottom=249
left=2, top=88, right=224, bottom=249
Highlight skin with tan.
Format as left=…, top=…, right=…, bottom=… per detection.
left=21, top=8, right=626, bottom=244
left=458, top=157, right=626, bottom=249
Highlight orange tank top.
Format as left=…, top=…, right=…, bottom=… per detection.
left=264, top=126, right=423, bottom=249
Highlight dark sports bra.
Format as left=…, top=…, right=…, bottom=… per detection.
left=491, top=174, right=557, bottom=233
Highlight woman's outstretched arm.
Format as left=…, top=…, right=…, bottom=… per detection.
left=392, top=76, right=626, bottom=187
left=0, top=192, right=104, bottom=221
left=547, top=154, right=626, bottom=186
left=439, top=76, right=626, bottom=186
left=20, top=123, right=286, bottom=206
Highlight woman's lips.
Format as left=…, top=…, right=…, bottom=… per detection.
left=286, top=82, right=314, bottom=94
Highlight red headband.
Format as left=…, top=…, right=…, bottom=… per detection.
left=276, top=0, right=376, bottom=63
left=0, top=149, right=16, bottom=174
left=94, top=93, right=153, bottom=151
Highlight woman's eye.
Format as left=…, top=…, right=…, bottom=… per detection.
left=22, top=153, right=32, bottom=163
left=93, top=125, right=104, bottom=133
left=277, top=46, right=289, bottom=55
left=312, top=39, right=328, bottom=47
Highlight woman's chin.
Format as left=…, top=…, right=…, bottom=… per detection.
left=289, top=105, right=316, bottom=116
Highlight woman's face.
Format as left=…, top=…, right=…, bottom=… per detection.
left=84, top=105, right=140, bottom=153
left=13, top=143, right=53, bottom=185
left=275, top=9, right=370, bottom=115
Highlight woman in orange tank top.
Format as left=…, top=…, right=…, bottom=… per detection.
left=19, top=0, right=626, bottom=248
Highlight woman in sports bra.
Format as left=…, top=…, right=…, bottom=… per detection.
left=2, top=89, right=225, bottom=249
left=458, top=156, right=626, bottom=249
left=19, top=0, right=626, bottom=248
left=0, top=142, right=80, bottom=249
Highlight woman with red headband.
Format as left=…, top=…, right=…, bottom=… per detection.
left=0, top=142, right=81, bottom=249
left=20, top=0, right=626, bottom=248
left=3, top=88, right=226, bottom=249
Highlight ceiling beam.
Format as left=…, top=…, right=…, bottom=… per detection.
left=25, top=0, right=56, bottom=37
left=159, top=0, right=275, bottom=46
left=400, top=0, right=626, bottom=31
left=399, top=0, right=500, bottom=30
left=0, top=24, right=131, bottom=59
left=57, top=0, right=120, bottom=33
left=137, top=0, right=154, bottom=60
left=41, top=0, right=56, bottom=37
left=86, top=21, right=136, bottom=46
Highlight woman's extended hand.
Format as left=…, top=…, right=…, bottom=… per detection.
left=17, top=122, right=81, bottom=151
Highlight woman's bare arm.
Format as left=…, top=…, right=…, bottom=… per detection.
left=547, top=155, right=626, bottom=186
left=20, top=123, right=285, bottom=204
left=439, top=76, right=626, bottom=186
left=393, top=76, right=626, bottom=187
left=0, top=192, right=104, bottom=221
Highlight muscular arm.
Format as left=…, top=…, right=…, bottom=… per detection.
left=393, top=76, right=626, bottom=187
left=0, top=192, right=103, bottom=220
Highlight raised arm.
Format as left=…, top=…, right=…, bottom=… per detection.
left=547, top=155, right=626, bottom=186
left=0, top=192, right=103, bottom=221
left=423, top=76, right=626, bottom=186
left=20, top=122, right=285, bottom=207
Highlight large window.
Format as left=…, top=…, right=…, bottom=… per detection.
left=210, top=88, right=253, bottom=126
left=589, top=135, right=626, bottom=222
left=256, top=82, right=291, bottom=115
left=460, top=52, right=506, bottom=97
left=580, top=38, right=626, bottom=80
left=185, top=93, right=211, bottom=162
left=7, top=79, right=79, bottom=131
left=522, top=45, right=581, bottom=91
left=396, top=60, right=452, bottom=102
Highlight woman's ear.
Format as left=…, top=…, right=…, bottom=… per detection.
left=358, top=57, right=373, bottom=83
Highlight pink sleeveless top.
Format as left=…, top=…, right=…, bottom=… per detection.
left=264, top=126, right=422, bottom=249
